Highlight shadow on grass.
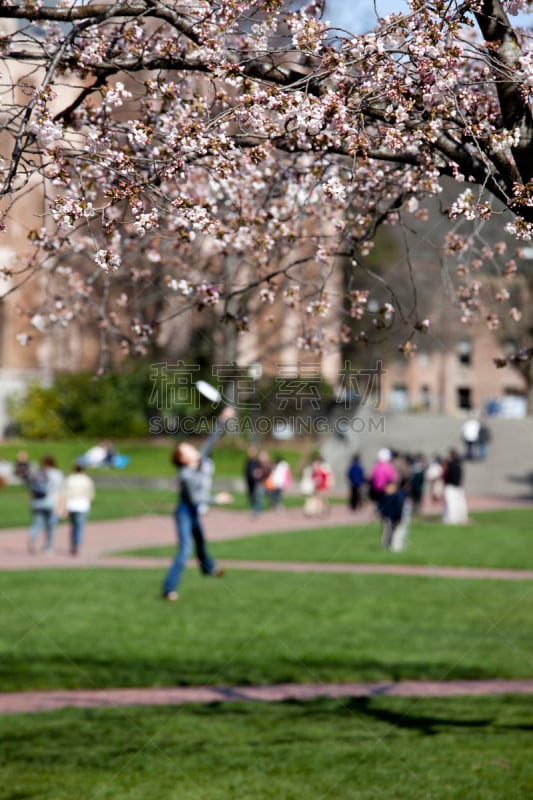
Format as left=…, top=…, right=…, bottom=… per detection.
left=0, top=652, right=511, bottom=693
left=343, top=697, right=494, bottom=734
left=282, top=696, right=533, bottom=735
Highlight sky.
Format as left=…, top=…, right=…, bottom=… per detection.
left=324, top=0, right=531, bottom=33
left=325, top=0, right=407, bottom=33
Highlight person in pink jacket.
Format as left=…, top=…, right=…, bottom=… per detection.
left=369, top=449, right=398, bottom=504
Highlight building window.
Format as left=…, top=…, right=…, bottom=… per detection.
left=420, top=385, right=431, bottom=411
left=457, top=387, right=472, bottom=410
left=457, top=338, right=472, bottom=366
left=390, top=384, right=409, bottom=411
left=501, top=388, right=527, bottom=418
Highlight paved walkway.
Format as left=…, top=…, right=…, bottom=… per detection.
left=1, top=495, right=531, bottom=581
left=2, top=496, right=532, bottom=714
left=2, top=679, right=533, bottom=715
left=1, top=494, right=531, bottom=565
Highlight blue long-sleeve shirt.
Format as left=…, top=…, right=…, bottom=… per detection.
left=347, top=462, right=364, bottom=488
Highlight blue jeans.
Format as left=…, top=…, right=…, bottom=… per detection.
left=478, top=443, right=488, bottom=460
left=69, top=511, right=87, bottom=553
left=29, top=508, right=56, bottom=551
left=268, top=488, right=282, bottom=510
left=162, top=503, right=216, bottom=595
left=465, top=441, right=476, bottom=460
left=247, top=482, right=264, bottom=515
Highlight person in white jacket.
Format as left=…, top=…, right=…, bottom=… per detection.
left=28, top=455, right=64, bottom=555
left=64, top=464, right=95, bottom=555
left=266, top=457, right=292, bottom=511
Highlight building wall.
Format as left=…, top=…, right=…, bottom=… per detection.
left=382, top=322, right=526, bottom=415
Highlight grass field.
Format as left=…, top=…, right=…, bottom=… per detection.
left=0, top=435, right=309, bottom=527
left=1, top=567, right=531, bottom=692
left=0, top=438, right=305, bottom=479
left=2, top=506, right=532, bottom=800
left=0, top=484, right=312, bottom=528
left=1, top=696, right=532, bottom=799
left=120, top=509, right=533, bottom=571
left=0, top=484, right=178, bottom=528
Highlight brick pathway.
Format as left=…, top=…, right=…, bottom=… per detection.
left=2, top=679, right=533, bottom=715
left=1, top=495, right=531, bottom=581
left=1, top=496, right=532, bottom=714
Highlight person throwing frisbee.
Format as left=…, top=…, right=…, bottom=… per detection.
left=162, top=403, right=235, bottom=601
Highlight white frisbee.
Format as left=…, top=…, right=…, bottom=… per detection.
left=196, top=380, right=222, bottom=403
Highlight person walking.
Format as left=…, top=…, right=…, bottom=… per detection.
left=162, top=406, right=235, bottom=601
left=309, top=455, right=334, bottom=516
left=346, top=453, right=365, bottom=511
left=64, top=464, right=95, bottom=555
left=477, top=421, right=491, bottom=460
left=266, top=456, right=292, bottom=511
left=410, top=453, right=427, bottom=515
left=369, top=448, right=398, bottom=506
left=426, top=455, right=445, bottom=505
left=14, top=450, right=31, bottom=483
left=461, top=414, right=480, bottom=460
left=378, top=480, right=406, bottom=551
left=28, top=456, right=64, bottom=555
left=300, top=463, right=316, bottom=515
left=244, top=446, right=269, bottom=515
left=442, top=449, right=469, bottom=524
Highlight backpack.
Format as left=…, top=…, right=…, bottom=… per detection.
left=30, top=471, right=48, bottom=500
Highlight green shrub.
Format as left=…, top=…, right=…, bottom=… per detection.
left=7, top=383, right=67, bottom=439
left=9, top=371, right=151, bottom=440
left=55, top=372, right=150, bottom=438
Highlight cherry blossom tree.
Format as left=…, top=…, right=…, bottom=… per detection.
left=0, top=0, right=532, bottom=376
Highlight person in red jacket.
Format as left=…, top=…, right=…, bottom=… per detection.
left=309, top=456, right=334, bottom=516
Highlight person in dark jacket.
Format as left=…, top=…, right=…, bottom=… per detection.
left=477, top=422, right=491, bottom=460
left=442, top=449, right=468, bottom=524
left=444, top=449, right=462, bottom=487
left=162, top=407, right=235, bottom=601
left=378, top=481, right=406, bottom=550
left=244, top=446, right=270, bottom=515
left=410, top=454, right=427, bottom=515
left=347, top=453, right=365, bottom=510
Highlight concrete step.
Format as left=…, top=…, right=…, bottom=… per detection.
left=323, top=412, right=533, bottom=499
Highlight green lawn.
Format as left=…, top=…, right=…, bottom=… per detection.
left=2, top=450, right=531, bottom=800
left=1, top=568, right=531, bottom=692
left=0, top=436, right=309, bottom=527
left=121, top=509, right=533, bottom=571
left=1, top=696, right=531, bottom=799
left=0, top=485, right=311, bottom=528
left=210, top=508, right=533, bottom=570
left=0, top=485, right=178, bottom=528
left=2, top=521, right=532, bottom=800
left=0, top=438, right=304, bottom=479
